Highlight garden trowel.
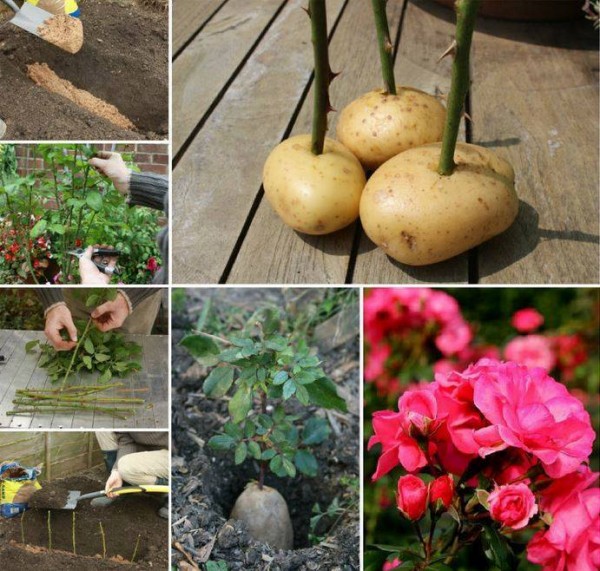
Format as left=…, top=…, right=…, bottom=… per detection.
left=61, top=484, right=169, bottom=510
left=2, top=0, right=55, bottom=38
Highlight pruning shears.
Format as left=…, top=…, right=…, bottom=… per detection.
left=68, top=248, right=122, bottom=276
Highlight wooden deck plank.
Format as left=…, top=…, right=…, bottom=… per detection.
left=0, top=331, right=168, bottom=430
left=173, top=0, right=228, bottom=55
left=352, top=0, right=468, bottom=284
left=469, top=16, right=599, bottom=283
left=228, top=0, right=406, bottom=284
left=172, top=0, right=347, bottom=284
left=173, top=0, right=285, bottom=155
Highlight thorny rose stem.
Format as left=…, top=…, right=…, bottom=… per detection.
left=438, top=0, right=481, bottom=176
left=310, top=0, right=333, bottom=155
left=372, top=0, right=396, bottom=95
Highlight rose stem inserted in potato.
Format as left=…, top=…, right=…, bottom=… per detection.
left=262, top=0, right=366, bottom=236
left=336, top=0, right=446, bottom=171
left=360, top=0, right=519, bottom=266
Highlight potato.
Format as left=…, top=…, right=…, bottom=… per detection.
left=336, top=87, right=446, bottom=171
left=263, top=134, right=366, bottom=235
left=360, top=142, right=519, bottom=265
left=230, top=483, right=293, bottom=550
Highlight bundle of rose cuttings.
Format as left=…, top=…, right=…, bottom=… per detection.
left=367, top=358, right=598, bottom=571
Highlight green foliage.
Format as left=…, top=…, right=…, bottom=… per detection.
left=0, top=290, right=44, bottom=330
left=183, top=307, right=347, bottom=481
left=205, top=562, right=228, bottom=571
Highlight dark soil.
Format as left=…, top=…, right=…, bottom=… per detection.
left=0, top=474, right=168, bottom=569
left=0, top=0, right=168, bottom=140
left=171, top=288, right=360, bottom=571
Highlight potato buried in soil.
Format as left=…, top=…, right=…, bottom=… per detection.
left=230, top=483, right=294, bottom=550
left=360, top=142, right=519, bottom=265
left=336, top=87, right=446, bottom=171
left=263, top=134, right=366, bottom=235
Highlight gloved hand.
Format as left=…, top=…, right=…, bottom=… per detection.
left=25, top=0, right=80, bottom=17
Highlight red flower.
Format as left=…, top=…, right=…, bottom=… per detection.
left=146, top=257, right=159, bottom=272
left=396, top=475, right=428, bottom=520
left=74, top=238, right=83, bottom=248
left=430, top=475, right=455, bottom=510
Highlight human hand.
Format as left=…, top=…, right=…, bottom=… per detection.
left=88, top=151, right=131, bottom=195
left=91, top=292, right=130, bottom=332
left=44, top=304, right=78, bottom=351
left=79, top=246, right=118, bottom=285
left=105, top=470, right=123, bottom=498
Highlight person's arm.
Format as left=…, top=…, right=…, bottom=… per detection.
left=38, top=290, right=78, bottom=351
left=128, top=172, right=168, bottom=211
left=37, top=289, right=65, bottom=314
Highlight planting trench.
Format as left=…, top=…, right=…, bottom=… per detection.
left=171, top=289, right=360, bottom=570
left=0, top=0, right=168, bottom=140
left=0, top=473, right=168, bottom=569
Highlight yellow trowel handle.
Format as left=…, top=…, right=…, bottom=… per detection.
left=109, top=484, right=170, bottom=496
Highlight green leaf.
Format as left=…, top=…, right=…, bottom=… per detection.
left=25, top=340, right=39, bottom=353
left=305, top=377, right=347, bottom=411
left=282, top=378, right=296, bottom=400
left=180, top=334, right=220, bottom=366
left=86, top=190, right=103, bottom=212
left=261, top=449, right=277, bottom=461
left=244, top=421, right=256, bottom=439
left=95, top=354, right=110, bottom=362
left=223, top=422, right=243, bottom=440
left=82, top=355, right=92, bottom=369
left=302, top=417, right=331, bottom=445
left=98, top=369, right=112, bottom=383
left=282, top=457, right=296, bottom=478
left=273, top=370, right=288, bottom=385
left=234, top=442, right=248, bottom=465
left=482, top=524, right=517, bottom=571
left=30, top=219, right=47, bottom=238
left=295, top=384, right=310, bottom=405
left=269, top=454, right=283, bottom=473
left=265, top=336, right=288, bottom=351
left=48, top=223, right=65, bottom=235
left=208, top=434, right=236, bottom=451
left=205, top=561, right=228, bottom=571
left=294, top=450, right=318, bottom=477
left=84, top=338, right=94, bottom=355
left=203, top=366, right=235, bottom=398
left=247, top=441, right=261, bottom=460
left=228, top=386, right=252, bottom=423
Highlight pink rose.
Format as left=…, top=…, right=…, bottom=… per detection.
left=488, top=483, right=538, bottom=530
left=382, top=558, right=402, bottom=571
left=511, top=308, right=544, bottom=333
left=539, top=464, right=599, bottom=515
left=471, top=360, right=595, bottom=478
left=365, top=343, right=391, bottom=382
left=528, top=487, right=600, bottom=571
left=397, top=475, right=428, bottom=520
left=435, top=319, right=472, bottom=356
left=504, top=335, right=556, bottom=371
left=430, top=474, right=454, bottom=510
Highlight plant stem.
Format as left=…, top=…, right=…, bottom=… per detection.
left=61, top=318, right=92, bottom=389
left=258, top=391, right=268, bottom=490
left=47, top=510, right=52, bottom=551
left=99, top=522, right=106, bottom=558
left=131, top=534, right=141, bottom=563
left=426, top=509, right=437, bottom=563
left=72, top=511, right=76, bottom=555
left=20, top=509, right=26, bottom=544
left=438, top=0, right=481, bottom=176
left=371, top=0, right=396, bottom=94
left=413, top=521, right=427, bottom=558
left=310, top=0, right=331, bottom=155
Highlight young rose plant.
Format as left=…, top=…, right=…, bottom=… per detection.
left=181, top=306, right=348, bottom=550
left=367, top=358, right=598, bottom=571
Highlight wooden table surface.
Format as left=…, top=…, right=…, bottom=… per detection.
left=0, top=330, right=168, bottom=430
left=173, top=0, right=599, bottom=285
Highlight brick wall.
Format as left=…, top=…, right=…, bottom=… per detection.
left=15, top=143, right=169, bottom=176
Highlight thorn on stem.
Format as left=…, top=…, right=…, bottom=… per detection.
left=302, top=5, right=311, bottom=18
left=329, top=68, right=340, bottom=83
left=438, top=39, right=457, bottom=62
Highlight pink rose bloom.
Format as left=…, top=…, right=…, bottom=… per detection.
left=383, top=558, right=402, bottom=571
left=426, top=290, right=461, bottom=323
left=486, top=449, right=537, bottom=486
left=365, top=343, right=392, bottom=382
left=488, top=483, right=538, bottom=530
left=528, top=487, right=600, bottom=571
left=539, top=465, right=599, bottom=515
left=504, top=335, right=556, bottom=371
left=369, top=389, right=441, bottom=479
left=396, top=475, right=428, bottom=520
left=430, top=474, right=454, bottom=509
left=436, top=319, right=473, bottom=356
left=511, top=308, right=544, bottom=333
left=471, top=360, right=595, bottom=478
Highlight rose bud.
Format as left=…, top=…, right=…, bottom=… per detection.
left=396, top=475, right=428, bottom=520
left=488, top=483, right=538, bottom=530
left=430, top=474, right=454, bottom=510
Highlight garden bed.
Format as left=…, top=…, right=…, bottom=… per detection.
left=0, top=0, right=168, bottom=140
left=0, top=473, right=168, bottom=569
left=171, top=289, right=360, bottom=570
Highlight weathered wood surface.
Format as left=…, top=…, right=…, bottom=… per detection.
left=173, top=0, right=227, bottom=54
left=0, top=330, right=168, bottom=430
left=173, top=0, right=599, bottom=284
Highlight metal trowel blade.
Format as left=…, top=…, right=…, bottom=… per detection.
left=63, top=490, right=82, bottom=510
left=9, top=2, right=54, bottom=37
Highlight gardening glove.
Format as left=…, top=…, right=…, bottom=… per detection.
left=79, top=245, right=117, bottom=285
left=88, top=151, right=131, bottom=195
left=25, top=0, right=81, bottom=17
left=91, top=293, right=131, bottom=332
left=105, top=469, right=123, bottom=498
left=44, top=305, right=78, bottom=351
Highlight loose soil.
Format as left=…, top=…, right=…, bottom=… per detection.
left=0, top=0, right=168, bottom=140
left=0, top=473, right=168, bottom=569
left=171, top=289, right=360, bottom=571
